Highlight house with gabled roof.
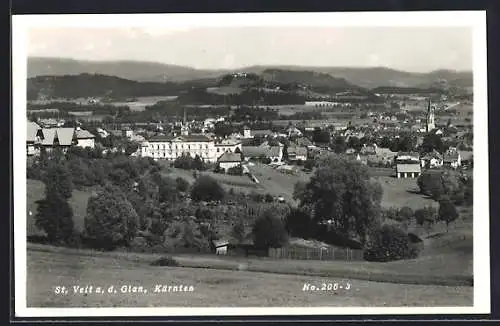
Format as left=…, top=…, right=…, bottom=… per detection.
left=74, top=127, right=96, bottom=149
left=420, top=150, right=443, bottom=169
left=27, top=121, right=43, bottom=156
left=217, top=152, right=243, bottom=172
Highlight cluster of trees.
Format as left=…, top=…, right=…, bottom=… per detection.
left=177, top=88, right=307, bottom=106
left=145, top=101, right=231, bottom=120
left=28, top=149, right=160, bottom=191
left=231, top=106, right=280, bottom=122
left=417, top=170, right=473, bottom=206
left=173, top=154, right=208, bottom=171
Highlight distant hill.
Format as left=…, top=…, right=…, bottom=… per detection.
left=28, top=57, right=228, bottom=83
left=28, top=57, right=473, bottom=89
left=27, top=73, right=183, bottom=100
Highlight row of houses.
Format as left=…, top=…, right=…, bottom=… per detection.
left=393, top=148, right=468, bottom=179
left=27, top=121, right=96, bottom=156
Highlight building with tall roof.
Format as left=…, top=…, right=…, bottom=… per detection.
left=140, top=133, right=240, bottom=163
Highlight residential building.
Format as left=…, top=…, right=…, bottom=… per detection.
left=396, top=163, right=422, bottom=178
left=420, top=150, right=444, bottom=169
left=27, top=121, right=43, bottom=156
left=242, top=125, right=252, bottom=139
left=39, top=128, right=76, bottom=153
left=285, top=126, right=303, bottom=138
left=214, top=139, right=242, bottom=156
left=443, top=147, right=462, bottom=168
left=217, top=152, right=243, bottom=172
left=287, top=146, right=308, bottom=162
left=252, top=129, right=275, bottom=139
left=74, top=127, right=96, bottom=149
left=395, top=152, right=420, bottom=163
left=242, top=144, right=283, bottom=163
left=122, top=127, right=133, bottom=139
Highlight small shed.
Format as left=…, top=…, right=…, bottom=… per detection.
left=212, top=239, right=230, bottom=255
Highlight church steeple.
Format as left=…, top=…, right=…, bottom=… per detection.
left=426, top=98, right=435, bottom=133
left=181, top=108, right=189, bottom=136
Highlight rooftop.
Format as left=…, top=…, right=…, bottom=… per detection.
left=396, top=163, right=422, bottom=173
left=217, top=152, right=242, bottom=163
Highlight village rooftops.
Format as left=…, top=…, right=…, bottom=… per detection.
left=242, top=145, right=281, bottom=158
left=40, top=127, right=75, bottom=146
left=217, top=152, right=242, bottom=163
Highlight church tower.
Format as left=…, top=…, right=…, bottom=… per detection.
left=426, top=98, right=435, bottom=133
left=181, top=108, right=189, bottom=136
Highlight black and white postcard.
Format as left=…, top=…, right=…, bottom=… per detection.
left=13, top=11, right=490, bottom=317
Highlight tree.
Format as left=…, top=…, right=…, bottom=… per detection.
left=231, top=220, right=246, bottom=244
left=414, top=206, right=437, bottom=236
left=397, top=206, right=414, bottom=222
left=190, top=175, right=226, bottom=202
left=173, top=153, right=193, bottom=170
left=347, top=136, right=362, bottom=151
left=175, top=177, right=190, bottom=193
left=252, top=208, right=289, bottom=249
left=294, top=154, right=383, bottom=244
left=438, top=198, right=459, bottom=232
left=331, top=136, right=347, bottom=154
left=158, top=176, right=179, bottom=203
left=192, top=155, right=206, bottom=171
left=312, top=129, right=330, bottom=144
left=35, top=191, right=75, bottom=244
left=285, top=207, right=315, bottom=239
left=84, top=184, right=140, bottom=250
left=44, top=161, right=73, bottom=199
left=422, top=134, right=445, bottom=153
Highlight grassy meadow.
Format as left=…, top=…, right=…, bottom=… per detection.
left=27, top=246, right=472, bottom=307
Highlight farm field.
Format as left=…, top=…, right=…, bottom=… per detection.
left=27, top=247, right=472, bottom=307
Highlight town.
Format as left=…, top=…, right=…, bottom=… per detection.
left=25, top=64, right=474, bottom=308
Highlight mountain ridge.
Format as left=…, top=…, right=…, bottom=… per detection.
left=28, top=57, right=473, bottom=89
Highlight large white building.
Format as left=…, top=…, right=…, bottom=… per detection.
left=140, top=134, right=241, bottom=163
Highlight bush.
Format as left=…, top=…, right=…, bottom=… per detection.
left=227, top=165, right=243, bottom=176
left=252, top=208, right=289, bottom=249
left=190, top=175, right=226, bottom=202
left=364, top=225, right=419, bottom=262
left=175, top=177, right=190, bottom=192
left=150, top=256, right=180, bottom=267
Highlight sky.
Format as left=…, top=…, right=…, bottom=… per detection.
left=28, top=26, right=473, bottom=73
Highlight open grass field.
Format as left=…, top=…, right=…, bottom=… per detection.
left=26, top=179, right=92, bottom=236
left=27, top=246, right=472, bottom=307
left=374, top=176, right=438, bottom=210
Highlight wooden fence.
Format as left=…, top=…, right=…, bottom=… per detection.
left=268, top=246, right=364, bottom=262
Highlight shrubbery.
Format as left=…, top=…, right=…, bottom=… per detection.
left=364, top=225, right=419, bottom=262
left=150, top=256, right=179, bottom=267
left=227, top=165, right=243, bottom=176
left=252, top=207, right=289, bottom=249
left=190, top=175, right=225, bottom=202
